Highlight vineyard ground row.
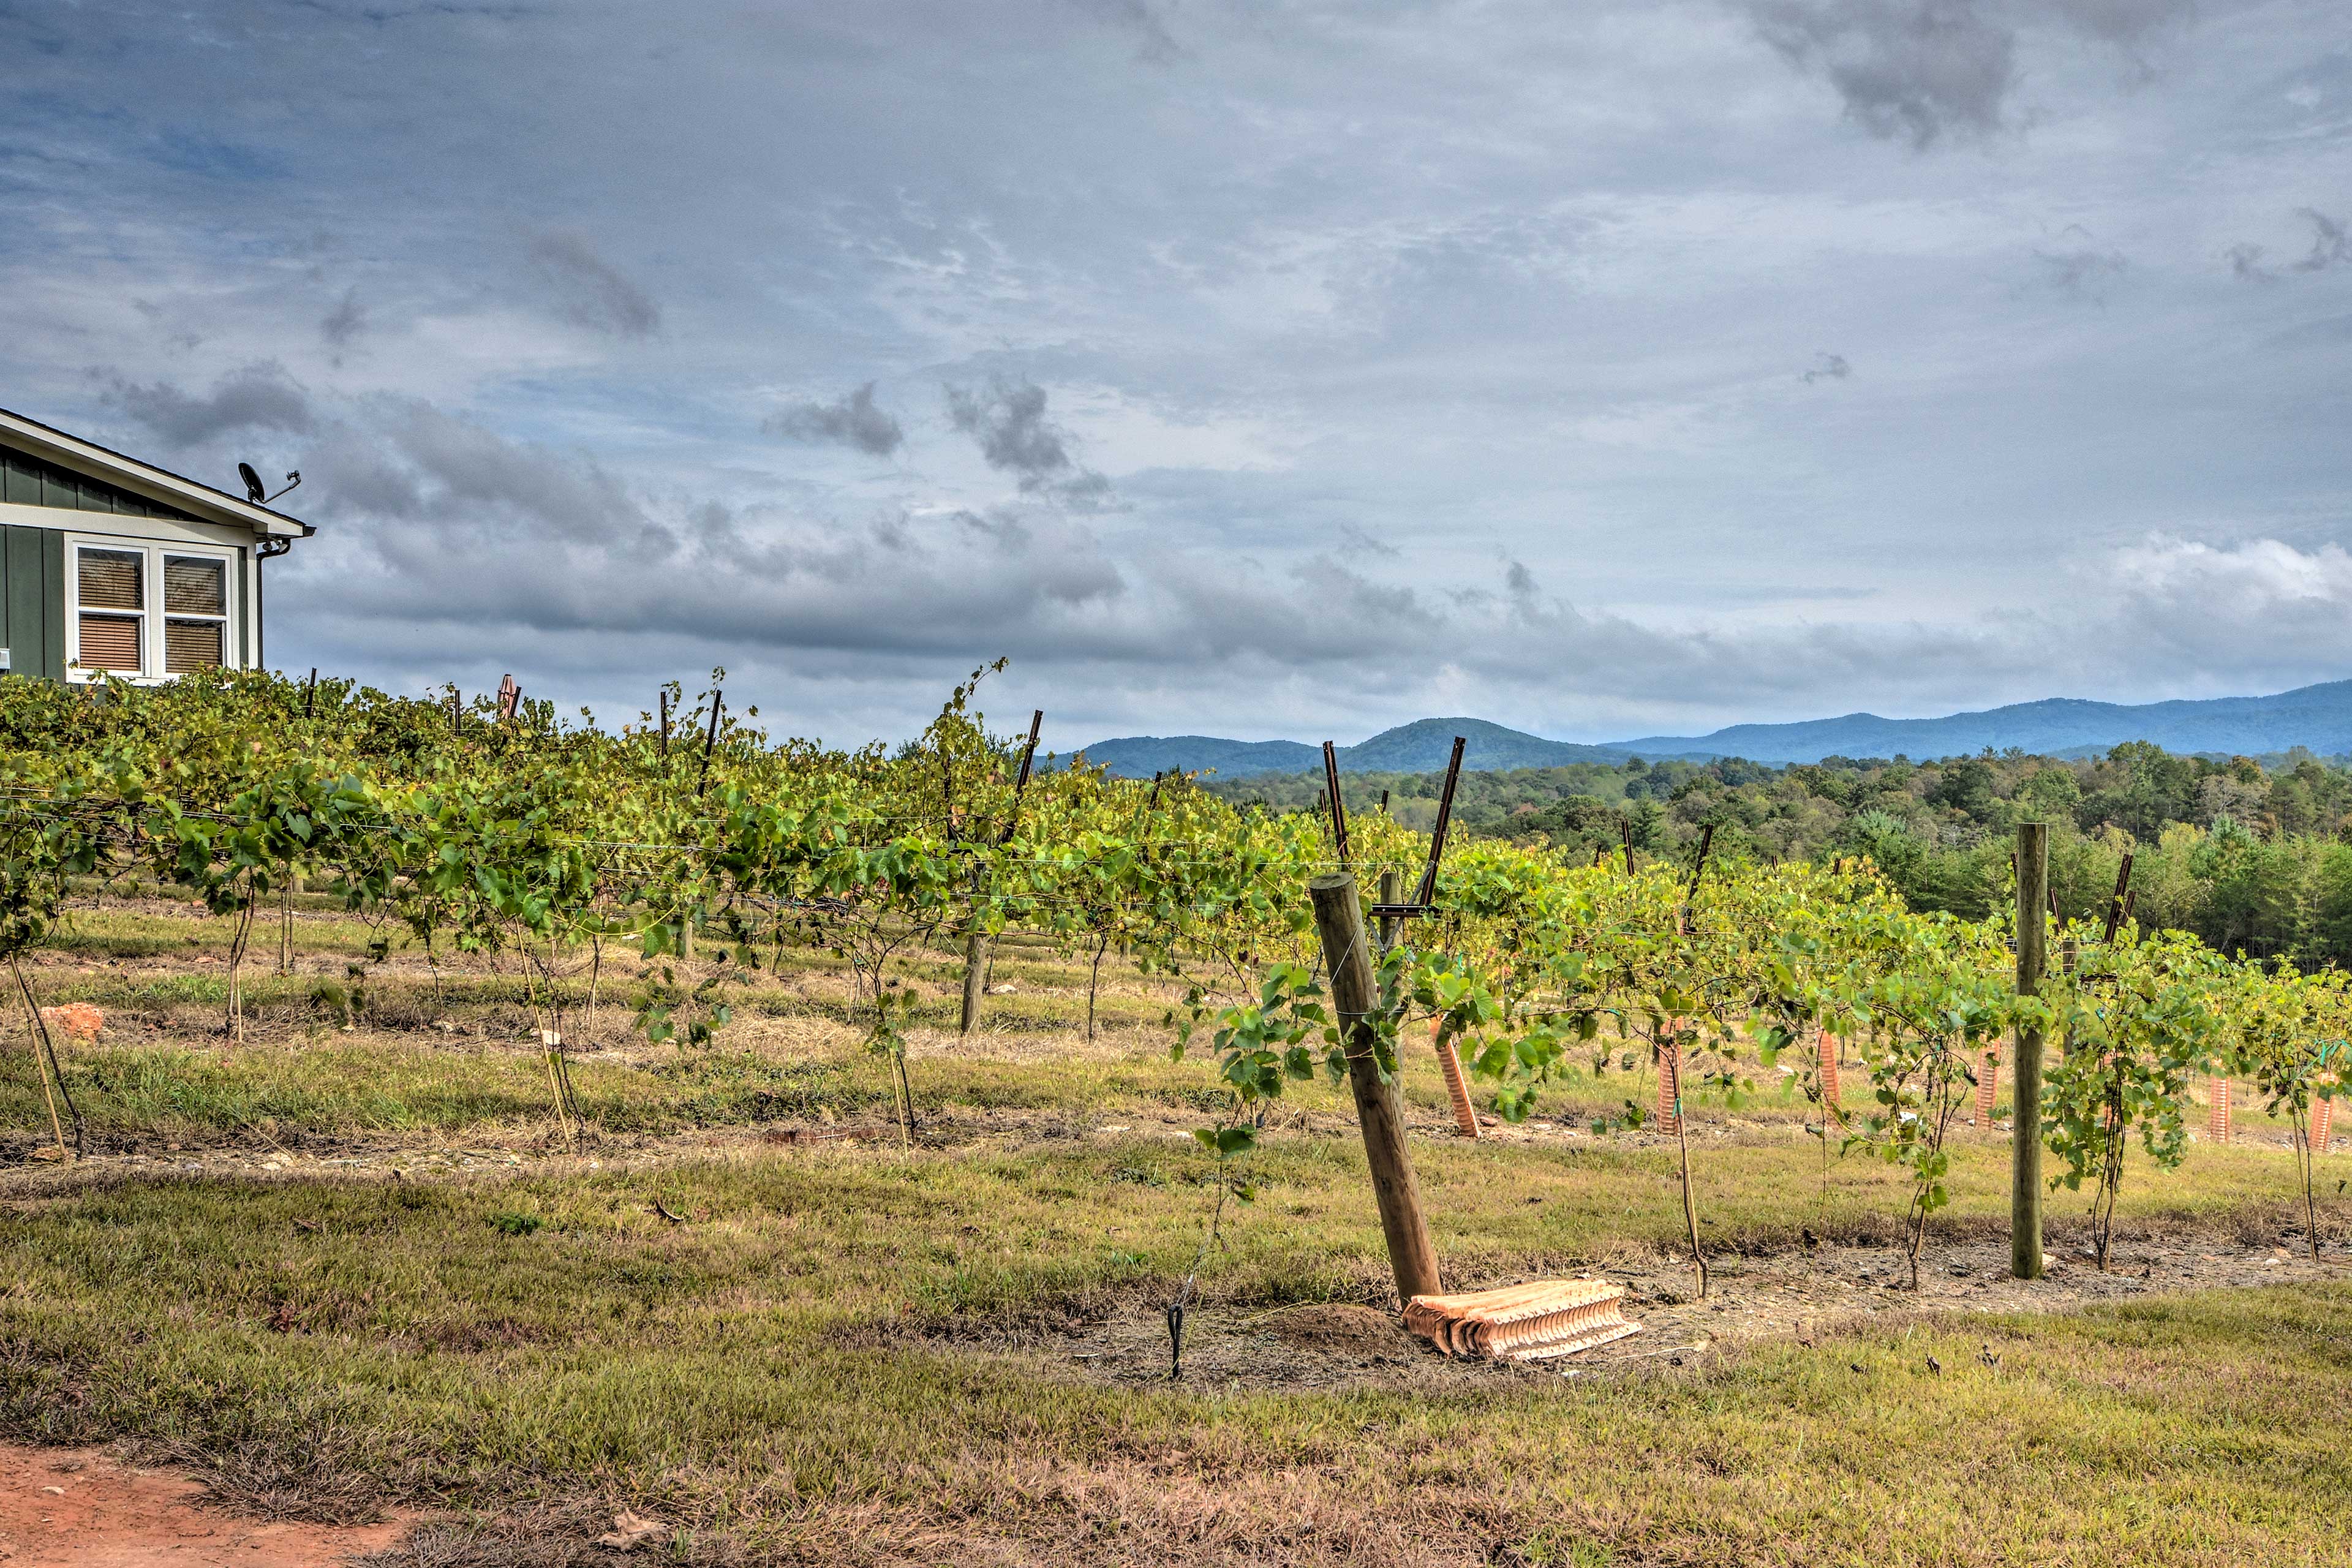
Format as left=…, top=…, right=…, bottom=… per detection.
left=4, top=895, right=2350, bottom=1565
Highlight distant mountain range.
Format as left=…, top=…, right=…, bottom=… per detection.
left=1071, top=719, right=1631, bottom=780
left=1071, top=718, right=1630, bottom=780
left=1071, top=680, right=2352, bottom=777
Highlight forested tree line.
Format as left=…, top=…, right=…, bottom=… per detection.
left=1208, top=742, right=2352, bottom=967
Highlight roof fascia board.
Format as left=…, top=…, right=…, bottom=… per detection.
left=0, top=406, right=314, bottom=538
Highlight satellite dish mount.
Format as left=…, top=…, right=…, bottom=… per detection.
left=236, top=462, right=302, bottom=506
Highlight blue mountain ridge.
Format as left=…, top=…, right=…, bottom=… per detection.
left=1068, top=680, right=2352, bottom=777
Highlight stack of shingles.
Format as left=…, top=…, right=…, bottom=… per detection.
left=1403, top=1280, right=1640, bottom=1362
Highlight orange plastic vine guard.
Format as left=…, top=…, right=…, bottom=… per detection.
left=2312, top=1095, right=2334, bottom=1155
left=1818, top=1027, right=1842, bottom=1117
left=1656, top=1033, right=1683, bottom=1135
left=1430, top=1017, right=1480, bottom=1138
left=1404, top=1279, right=1642, bottom=1362
left=2207, top=1075, right=2232, bottom=1145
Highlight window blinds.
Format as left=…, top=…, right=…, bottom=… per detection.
left=164, top=557, right=225, bottom=615
left=78, top=550, right=143, bottom=609
left=78, top=615, right=142, bottom=671
left=165, top=620, right=224, bottom=673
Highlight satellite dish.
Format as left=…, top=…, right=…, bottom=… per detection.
left=238, top=462, right=265, bottom=503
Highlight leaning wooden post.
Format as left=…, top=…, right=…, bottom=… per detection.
left=1321, top=741, right=1351, bottom=864
left=1411, top=737, right=1467, bottom=907
left=957, top=872, right=990, bottom=1035
left=695, top=690, right=724, bottom=795
left=2013, top=822, right=2048, bottom=1280
left=1308, top=873, right=1442, bottom=1306
left=2101, top=852, right=2134, bottom=944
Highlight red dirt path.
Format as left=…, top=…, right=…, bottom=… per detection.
left=0, top=1445, right=406, bottom=1567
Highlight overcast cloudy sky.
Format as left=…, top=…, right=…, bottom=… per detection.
left=4, top=1, right=2348, bottom=750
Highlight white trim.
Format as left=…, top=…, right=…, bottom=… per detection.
left=64, top=532, right=243, bottom=684
left=0, top=500, right=250, bottom=550
left=0, top=407, right=310, bottom=539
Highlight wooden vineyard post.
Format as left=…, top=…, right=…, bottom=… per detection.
left=2101, top=852, right=2134, bottom=944
left=696, top=690, right=723, bottom=795
left=1975, top=1042, right=1999, bottom=1128
left=1411, top=738, right=1466, bottom=908
left=1308, top=874, right=1442, bottom=1306
left=2013, top=823, right=2048, bottom=1280
left=957, top=871, right=990, bottom=1036
left=1322, top=742, right=1350, bottom=863
left=2207, top=1076, right=2232, bottom=1145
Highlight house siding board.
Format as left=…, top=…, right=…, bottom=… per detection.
left=2, top=524, right=64, bottom=681
left=4, top=529, right=35, bottom=676
left=0, top=441, right=192, bottom=522
left=40, top=529, right=64, bottom=680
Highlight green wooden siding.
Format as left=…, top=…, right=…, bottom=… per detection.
left=1, top=526, right=66, bottom=681
left=1, top=441, right=197, bottom=521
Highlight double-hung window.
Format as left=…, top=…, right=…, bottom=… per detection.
left=70, top=542, right=235, bottom=679
left=162, top=554, right=230, bottom=672
left=75, top=548, right=145, bottom=673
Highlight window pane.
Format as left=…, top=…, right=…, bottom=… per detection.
left=79, top=614, right=142, bottom=672
left=78, top=550, right=143, bottom=610
left=165, top=619, right=224, bottom=674
left=164, top=557, right=226, bottom=616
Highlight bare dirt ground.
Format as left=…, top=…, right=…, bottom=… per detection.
left=0, top=1444, right=407, bottom=1567
left=1002, top=1232, right=2348, bottom=1392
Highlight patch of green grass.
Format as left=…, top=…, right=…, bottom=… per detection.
left=4, top=1160, right=2349, bottom=1563
left=5, top=894, right=2342, bottom=1562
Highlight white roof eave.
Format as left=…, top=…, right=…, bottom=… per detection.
left=0, top=405, right=315, bottom=540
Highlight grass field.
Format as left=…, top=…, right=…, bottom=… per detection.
left=7, top=894, right=2351, bottom=1565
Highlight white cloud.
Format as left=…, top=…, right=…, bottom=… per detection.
left=0, top=0, right=2343, bottom=746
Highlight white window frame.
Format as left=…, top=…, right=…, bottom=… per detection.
left=160, top=550, right=233, bottom=676
left=66, top=535, right=241, bottom=683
